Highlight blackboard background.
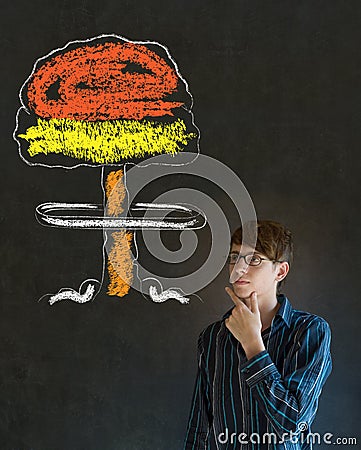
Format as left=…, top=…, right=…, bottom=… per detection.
left=1, top=1, right=360, bottom=449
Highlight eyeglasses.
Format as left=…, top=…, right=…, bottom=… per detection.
left=227, top=252, right=281, bottom=266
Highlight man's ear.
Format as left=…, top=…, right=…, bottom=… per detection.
left=275, top=262, right=289, bottom=282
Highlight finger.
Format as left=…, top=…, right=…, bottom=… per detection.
left=243, top=296, right=252, bottom=309
left=225, top=317, right=231, bottom=330
left=225, top=287, right=242, bottom=306
left=250, top=291, right=259, bottom=313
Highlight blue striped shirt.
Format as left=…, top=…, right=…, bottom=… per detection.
left=183, top=295, right=332, bottom=450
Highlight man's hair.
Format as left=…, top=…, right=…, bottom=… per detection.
left=231, top=220, right=293, bottom=292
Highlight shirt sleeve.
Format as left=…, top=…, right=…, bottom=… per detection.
left=183, top=333, right=213, bottom=450
left=239, top=317, right=332, bottom=438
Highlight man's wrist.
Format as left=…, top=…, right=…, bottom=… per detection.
left=243, top=337, right=265, bottom=360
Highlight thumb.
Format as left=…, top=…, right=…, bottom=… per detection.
left=250, top=291, right=259, bottom=314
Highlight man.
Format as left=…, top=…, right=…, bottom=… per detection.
left=184, top=220, right=332, bottom=449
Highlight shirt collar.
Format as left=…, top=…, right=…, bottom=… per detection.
left=274, top=294, right=292, bottom=328
left=222, top=293, right=293, bottom=328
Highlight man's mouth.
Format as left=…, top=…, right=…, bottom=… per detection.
left=235, top=280, right=250, bottom=285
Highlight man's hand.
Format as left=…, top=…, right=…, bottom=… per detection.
left=224, top=288, right=265, bottom=359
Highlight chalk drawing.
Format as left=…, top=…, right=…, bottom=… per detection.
left=14, top=34, right=204, bottom=305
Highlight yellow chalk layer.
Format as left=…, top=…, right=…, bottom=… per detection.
left=18, top=117, right=197, bottom=164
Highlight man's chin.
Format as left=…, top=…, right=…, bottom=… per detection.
left=232, top=284, right=252, bottom=300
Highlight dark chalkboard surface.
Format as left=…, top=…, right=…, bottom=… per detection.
left=1, top=1, right=360, bottom=449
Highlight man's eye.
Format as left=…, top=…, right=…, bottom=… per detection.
left=249, top=255, right=261, bottom=264
left=228, top=253, right=238, bottom=263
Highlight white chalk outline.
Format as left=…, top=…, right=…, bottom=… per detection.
left=148, top=285, right=190, bottom=304
left=35, top=201, right=205, bottom=229
left=48, top=282, right=96, bottom=305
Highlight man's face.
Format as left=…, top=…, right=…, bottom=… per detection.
left=228, top=243, right=286, bottom=302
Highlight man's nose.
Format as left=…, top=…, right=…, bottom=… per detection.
left=234, top=258, right=249, bottom=275
left=229, top=259, right=249, bottom=284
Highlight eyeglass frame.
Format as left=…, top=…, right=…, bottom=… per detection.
left=227, top=251, right=284, bottom=266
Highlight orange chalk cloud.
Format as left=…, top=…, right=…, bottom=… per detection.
left=27, top=41, right=184, bottom=121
